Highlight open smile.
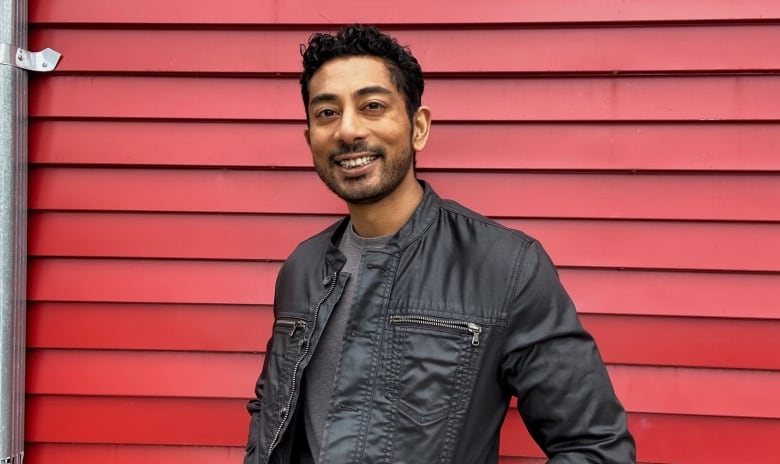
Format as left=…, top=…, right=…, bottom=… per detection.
left=337, top=155, right=378, bottom=169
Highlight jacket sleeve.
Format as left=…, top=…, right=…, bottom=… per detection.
left=499, top=241, right=636, bottom=463
left=245, top=257, right=294, bottom=464
left=243, top=332, right=273, bottom=464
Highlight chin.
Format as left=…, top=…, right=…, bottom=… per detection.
left=339, top=190, right=385, bottom=205
left=337, top=184, right=395, bottom=204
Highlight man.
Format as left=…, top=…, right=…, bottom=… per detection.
left=244, top=24, right=635, bottom=463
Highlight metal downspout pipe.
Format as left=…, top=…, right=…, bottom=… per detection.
left=0, top=0, right=28, bottom=461
left=1, top=1, right=58, bottom=462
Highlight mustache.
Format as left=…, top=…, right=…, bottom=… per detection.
left=329, top=142, right=386, bottom=158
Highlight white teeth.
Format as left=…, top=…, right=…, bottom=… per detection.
left=338, top=155, right=376, bottom=169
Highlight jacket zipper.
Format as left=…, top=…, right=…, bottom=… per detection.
left=267, top=271, right=339, bottom=457
left=274, top=317, right=306, bottom=337
left=389, top=314, right=482, bottom=346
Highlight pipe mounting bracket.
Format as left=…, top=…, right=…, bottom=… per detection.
left=0, top=44, right=61, bottom=72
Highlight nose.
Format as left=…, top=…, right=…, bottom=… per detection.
left=335, top=107, right=368, bottom=144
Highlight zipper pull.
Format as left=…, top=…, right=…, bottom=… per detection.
left=468, top=322, right=482, bottom=346
left=289, top=320, right=305, bottom=336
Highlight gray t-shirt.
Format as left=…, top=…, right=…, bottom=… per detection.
left=303, top=224, right=391, bottom=461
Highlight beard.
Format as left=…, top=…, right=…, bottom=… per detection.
left=314, top=140, right=415, bottom=205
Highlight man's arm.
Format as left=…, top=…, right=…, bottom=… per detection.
left=243, top=325, right=274, bottom=464
left=500, top=241, right=636, bottom=463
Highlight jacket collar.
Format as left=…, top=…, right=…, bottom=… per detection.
left=327, top=180, right=441, bottom=257
left=385, top=180, right=440, bottom=252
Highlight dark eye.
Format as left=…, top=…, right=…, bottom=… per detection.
left=364, top=102, right=385, bottom=111
left=316, top=108, right=337, bottom=119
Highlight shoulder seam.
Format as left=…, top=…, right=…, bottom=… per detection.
left=438, top=201, right=534, bottom=244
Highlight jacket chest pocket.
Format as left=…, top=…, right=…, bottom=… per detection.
left=386, top=314, right=482, bottom=424
left=257, top=315, right=310, bottom=455
left=263, top=316, right=308, bottom=413
left=271, top=316, right=307, bottom=354
left=268, top=316, right=308, bottom=382
left=381, top=313, right=484, bottom=463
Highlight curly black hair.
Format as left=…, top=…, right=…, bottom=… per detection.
left=300, top=24, right=424, bottom=123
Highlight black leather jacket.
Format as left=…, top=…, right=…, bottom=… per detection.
left=244, top=181, right=635, bottom=463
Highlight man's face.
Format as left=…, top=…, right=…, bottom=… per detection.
left=304, top=56, right=428, bottom=204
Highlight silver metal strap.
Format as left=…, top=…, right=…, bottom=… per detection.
left=0, top=44, right=60, bottom=72
left=2, top=451, right=24, bottom=463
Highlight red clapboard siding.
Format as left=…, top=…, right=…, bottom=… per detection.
left=26, top=349, right=780, bottom=420
left=29, top=75, right=780, bottom=121
left=26, top=302, right=780, bottom=371
left=28, top=258, right=278, bottom=305
left=501, top=412, right=780, bottom=464
left=26, top=302, right=275, bottom=352
left=29, top=120, right=780, bottom=171
left=26, top=350, right=262, bottom=398
left=562, top=269, right=780, bottom=319
left=29, top=212, right=780, bottom=272
left=581, top=314, right=780, bottom=371
left=25, top=396, right=248, bottom=445
left=27, top=258, right=780, bottom=320
left=27, top=3, right=780, bottom=463
left=29, top=168, right=780, bottom=221
left=25, top=444, right=247, bottom=464
left=30, top=25, right=780, bottom=74
left=28, top=0, right=780, bottom=24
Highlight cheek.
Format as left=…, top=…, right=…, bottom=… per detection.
left=381, top=121, right=413, bottom=145
left=306, top=131, right=330, bottom=151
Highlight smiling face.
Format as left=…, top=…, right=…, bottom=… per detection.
left=304, top=56, right=430, bottom=205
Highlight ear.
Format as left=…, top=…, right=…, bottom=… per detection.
left=411, top=106, right=432, bottom=152
left=303, top=127, right=311, bottom=146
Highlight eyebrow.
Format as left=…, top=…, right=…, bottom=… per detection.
left=355, top=85, right=393, bottom=98
left=309, top=85, right=394, bottom=107
left=309, top=93, right=338, bottom=107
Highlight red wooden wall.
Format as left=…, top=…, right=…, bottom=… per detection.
left=26, top=1, right=780, bottom=463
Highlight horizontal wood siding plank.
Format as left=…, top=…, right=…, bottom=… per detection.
left=29, top=168, right=780, bottom=221
left=422, top=122, right=780, bottom=171
left=25, top=444, right=242, bottom=464
left=502, top=219, right=780, bottom=272
left=502, top=412, right=780, bottom=464
left=26, top=349, right=780, bottom=420
left=26, top=302, right=274, bottom=352
left=28, top=0, right=780, bottom=24
left=27, top=350, right=262, bottom=398
left=25, top=395, right=780, bottom=463
left=28, top=258, right=279, bottom=305
left=27, top=212, right=335, bottom=261
left=609, top=365, right=780, bottom=419
left=29, top=212, right=780, bottom=272
left=26, top=396, right=248, bottom=445
left=26, top=303, right=780, bottom=371
left=29, top=120, right=780, bottom=171
left=29, top=168, right=342, bottom=216
left=30, top=25, right=780, bottom=73
left=563, top=269, right=779, bottom=319
left=25, top=444, right=246, bottom=464
left=582, top=314, right=780, bottom=371
left=27, top=259, right=780, bottom=319
left=30, top=75, right=780, bottom=121
left=430, top=173, right=780, bottom=221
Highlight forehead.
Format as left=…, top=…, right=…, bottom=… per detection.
left=308, top=56, right=397, bottom=100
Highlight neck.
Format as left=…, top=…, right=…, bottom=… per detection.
left=347, top=176, right=423, bottom=238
